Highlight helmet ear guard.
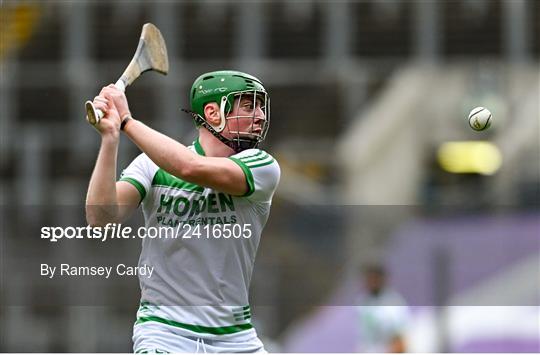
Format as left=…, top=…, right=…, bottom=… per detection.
left=182, top=108, right=240, bottom=151
left=210, top=96, right=228, bottom=133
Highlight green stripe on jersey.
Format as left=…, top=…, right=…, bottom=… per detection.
left=237, top=150, right=264, bottom=160
left=135, top=316, right=253, bottom=335
left=119, top=177, right=146, bottom=203
left=233, top=311, right=251, bottom=319
left=245, top=157, right=274, bottom=169
left=152, top=169, right=204, bottom=193
left=239, top=151, right=267, bottom=163
left=232, top=305, right=251, bottom=312
left=238, top=151, right=275, bottom=169
left=229, top=157, right=255, bottom=197
left=194, top=138, right=206, bottom=156
left=236, top=310, right=251, bottom=317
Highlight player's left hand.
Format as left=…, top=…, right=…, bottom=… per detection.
left=101, top=84, right=132, bottom=122
left=92, top=90, right=120, bottom=138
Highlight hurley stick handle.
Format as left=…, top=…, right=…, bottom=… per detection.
left=85, top=23, right=168, bottom=127
left=85, top=79, right=126, bottom=126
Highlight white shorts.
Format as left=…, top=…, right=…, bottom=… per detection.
left=133, top=320, right=266, bottom=353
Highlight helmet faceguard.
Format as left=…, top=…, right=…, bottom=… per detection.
left=220, top=90, right=270, bottom=151
left=186, top=70, right=270, bottom=152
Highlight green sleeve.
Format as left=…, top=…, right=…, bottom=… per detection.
left=228, top=157, right=255, bottom=197
left=119, top=177, right=146, bottom=204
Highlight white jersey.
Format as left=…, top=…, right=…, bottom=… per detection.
left=119, top=139, right=280, bottom=342
left=356, top=290, right=409, bottom=352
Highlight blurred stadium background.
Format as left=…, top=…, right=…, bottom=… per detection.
left=0, top=0, right=539, bottom=352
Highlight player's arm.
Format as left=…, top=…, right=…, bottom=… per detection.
left=123, top=119, right=248, bottom=196
left=85, top=92, right=140, bottom=227
left=100, top=85, right=248, bottom=196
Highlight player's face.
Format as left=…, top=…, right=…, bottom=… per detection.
left=224, top=94, right=267, bottom=141
left=364, top=271, right=385, bottom=295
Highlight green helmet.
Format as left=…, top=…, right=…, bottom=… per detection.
left=188, top=70, right=270, bottom=152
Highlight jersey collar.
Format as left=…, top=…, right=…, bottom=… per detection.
left=194, top=137, right=206, bottom=156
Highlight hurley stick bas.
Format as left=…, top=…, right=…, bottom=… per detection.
left=85, top=23, right=169, bottom=125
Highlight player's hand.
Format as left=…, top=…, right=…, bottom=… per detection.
left=92, top=88, right=121, bottom=138
left=101, top=84, right=131, bottom=123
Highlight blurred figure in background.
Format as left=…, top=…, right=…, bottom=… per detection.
left=356, top=263, right=409, bottom=353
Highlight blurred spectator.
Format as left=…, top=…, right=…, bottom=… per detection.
left=356, top=263, right=409, bottom=353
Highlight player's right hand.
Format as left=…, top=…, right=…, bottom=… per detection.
left=92, top=89, right=121, bottom=138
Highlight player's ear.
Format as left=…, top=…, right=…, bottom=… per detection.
left=203, top=103, right=222, bottom=125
